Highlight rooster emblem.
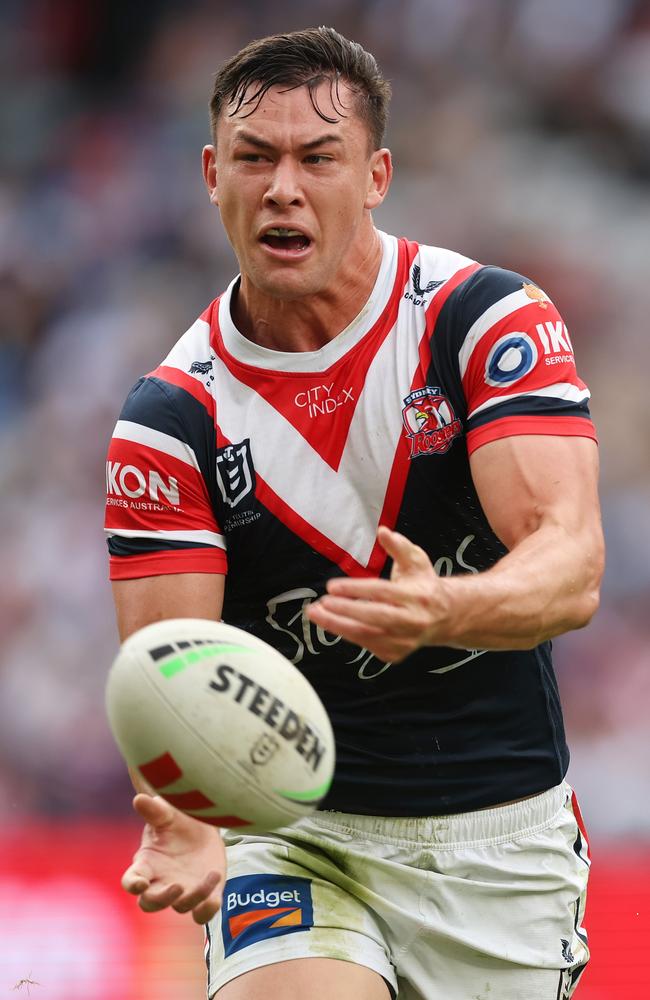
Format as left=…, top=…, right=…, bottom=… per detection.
left=412, top=265, right=444, bottom=297
left=522, top=282, right=549, bottom=309
left=402, top=387, right=462, bottom=458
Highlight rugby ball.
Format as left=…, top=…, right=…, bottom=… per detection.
left=106, top=618, right=335, bottom=832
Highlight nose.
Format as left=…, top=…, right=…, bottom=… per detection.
left=263, top=157, right=304, bottom=209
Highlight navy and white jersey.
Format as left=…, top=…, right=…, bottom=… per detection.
left=105, top=231, right=596, bottom=815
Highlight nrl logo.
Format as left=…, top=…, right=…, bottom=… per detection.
left=402, top=387, right=462, bottom=458
left=216, top=439, right=256, bottom=507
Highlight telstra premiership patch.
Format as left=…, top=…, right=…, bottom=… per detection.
left=221, top=874, right=314, bottom=957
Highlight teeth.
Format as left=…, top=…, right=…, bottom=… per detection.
left=265, top=228, right=304, bottom=237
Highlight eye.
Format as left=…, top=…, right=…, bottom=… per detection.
left=237, top=153, right=269, bottom=163
left=303, top=154, right=331, bottom=165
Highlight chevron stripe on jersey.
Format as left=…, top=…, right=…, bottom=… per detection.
left=149, top=237, right=478, bottom=576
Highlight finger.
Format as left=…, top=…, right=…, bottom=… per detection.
left=192, top=890, right=223, bottom=925
left=122, top=860, right=154, bottom=895
left=323, top=577, right=401, bottom=601
left=377, top=526, right=430, bottom=569
left=172, top=870, right=222, bottom=914
left=314, top=595, right=412, bottom=632
left=138, top=882, right=184, bottom=913
left=307, top=603, right=386, bottom=649
left=133, top=793, right=176, bottom=829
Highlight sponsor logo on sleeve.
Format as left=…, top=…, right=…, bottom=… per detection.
left=535, top=320, right=575, bottom=366
left=402, top=387, right=462, bottom=457
left=221, top=874, right=314, bottom=957
left=484, top=332, right=538, bottom=387
left=105, top=462, right=181, bottom=511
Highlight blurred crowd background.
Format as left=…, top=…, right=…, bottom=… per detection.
left=1, top=0, right=649, bottom=839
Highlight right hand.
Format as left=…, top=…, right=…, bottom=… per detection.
left=122, top=793, right=226, bottom=924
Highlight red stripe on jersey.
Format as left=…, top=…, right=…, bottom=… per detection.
left=419, top=261, right=483, bottom=374
left=109, top=547, right=227, bottom=580
left=105, top=437, right=220, bottom=535
left=254, top=471, right=374, bottom=577
left=138, top=752, right=183, bottom=788
left=207, top=241, right=418, bottom=471
left=147, top=365, right=216, bottom=418
left=461, top=301, right=588, bottom=413
left=364, top=261, right=483, bottom=575
left=466, top=415, right=598, bottom=455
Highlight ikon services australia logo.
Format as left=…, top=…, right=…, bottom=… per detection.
left=221, top=874, right=314, bottom=957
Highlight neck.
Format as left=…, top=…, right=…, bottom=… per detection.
left=231, top=226, right=383, bottom=353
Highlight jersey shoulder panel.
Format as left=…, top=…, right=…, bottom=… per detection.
left=431, top=264, right=596, bottom=452
left=105, top=307, right=227, bottom=580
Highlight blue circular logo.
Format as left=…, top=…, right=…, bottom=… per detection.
left=485, top=333, right=538, bottom=387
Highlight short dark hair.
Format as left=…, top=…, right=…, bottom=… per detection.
left=209, top=27, right=391, bottom=149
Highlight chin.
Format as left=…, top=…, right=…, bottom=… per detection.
left=253, top=269, right=322, bottom=302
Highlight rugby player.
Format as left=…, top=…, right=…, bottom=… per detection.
left=105, top=27, right=604, bottom=1000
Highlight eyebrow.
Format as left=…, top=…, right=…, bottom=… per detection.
left=232, top=130, right=343, bottom=151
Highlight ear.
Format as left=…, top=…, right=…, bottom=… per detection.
left=202, top=145, right=219, bottom=205
left=364, top=148, right=393, bottom=211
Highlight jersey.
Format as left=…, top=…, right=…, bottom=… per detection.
left=104, top=231, right=596, bottom=816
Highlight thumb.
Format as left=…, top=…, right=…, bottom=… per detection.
left=377, top=526, right=429, bottom=571
left=133, top=792, right=176, bottom=829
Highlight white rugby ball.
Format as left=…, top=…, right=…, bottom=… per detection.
left=106, top=618, right=335, bottom=832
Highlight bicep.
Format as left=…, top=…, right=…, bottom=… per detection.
left=112, top=573, right=226, bottom=641
left=469, top=435, right=603, bottom=551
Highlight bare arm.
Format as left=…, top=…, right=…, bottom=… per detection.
left=307, top=435, right=604, bottom=660
left=112, top=572, right=225, bottom=641
left=112, top=571, right=227, bottom=923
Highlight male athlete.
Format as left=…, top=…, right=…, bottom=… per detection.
left=105, top=27, right=604, bottom=1000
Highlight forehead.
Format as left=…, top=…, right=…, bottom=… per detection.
left=218, top=80, right=367, bottom=147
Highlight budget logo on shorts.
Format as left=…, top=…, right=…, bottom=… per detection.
left=216, top=439, right=255, bottom=507
left=402, top=387, right=462, bottom=458
left=221, top=874, right=314, bottom=957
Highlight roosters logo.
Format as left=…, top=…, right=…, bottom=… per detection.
left=402, top=387, right=462, bottom=458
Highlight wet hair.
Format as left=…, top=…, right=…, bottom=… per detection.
left=209, top=26, right=391, bottom=149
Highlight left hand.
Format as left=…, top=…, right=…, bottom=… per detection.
left=306, top=526, right=450, bottom=663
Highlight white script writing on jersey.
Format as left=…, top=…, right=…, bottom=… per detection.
left=264, top=535, right=481, bottom=680
left=294, top=384, right=355, bottom=418
left=106, top=461, right=180, bottom=506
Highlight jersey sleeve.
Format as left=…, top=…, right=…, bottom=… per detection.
left=104, top=376, right=227, bottom=580
left=454, top=266, right=597, bottom=454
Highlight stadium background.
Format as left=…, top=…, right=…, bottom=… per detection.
left=1, top=0, right=649, bottom=996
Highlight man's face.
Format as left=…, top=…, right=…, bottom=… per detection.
left=204, top=81, right=391, bottom=301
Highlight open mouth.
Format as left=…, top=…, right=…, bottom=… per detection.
left=260, top=228, right=312, bottom=254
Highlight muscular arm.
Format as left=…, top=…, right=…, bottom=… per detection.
left=111, top=571, right=227, bottom=923
left=112, top=572, right=225, bottom=641
left=442, top=434, right=604, bottom=648
left=307, top=435, right=604, bottom=659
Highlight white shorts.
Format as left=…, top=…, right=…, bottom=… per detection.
left=206, top=782, right=590, bottom=999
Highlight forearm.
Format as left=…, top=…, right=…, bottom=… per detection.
left=436, top=522, right=603, bottom=651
